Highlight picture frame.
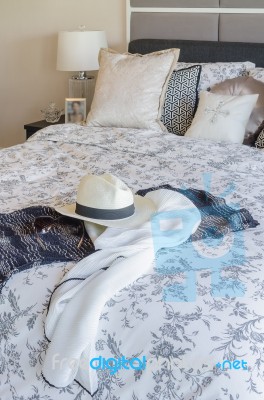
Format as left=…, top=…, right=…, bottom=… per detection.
left=65, top=98, right=87, bottom=124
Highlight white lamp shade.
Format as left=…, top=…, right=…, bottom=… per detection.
left=57, top=30, right=107, bottom=71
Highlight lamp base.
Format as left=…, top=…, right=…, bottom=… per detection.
left=72, top=71, right=88, bottom=80
left=69, top=76, right=96, bottom=114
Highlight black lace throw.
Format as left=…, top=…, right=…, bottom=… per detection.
left=0, top=187, right=259, bottom=292
left=137, top=185, right=259, bottom=243
left=0, top=206, right=95, bottom=292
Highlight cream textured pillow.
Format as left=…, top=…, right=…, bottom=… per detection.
left=185, top=91, right=258, bottom=144
left=86, top=48, right=180, bottom=131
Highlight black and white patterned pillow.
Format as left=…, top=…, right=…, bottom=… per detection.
left=255, top=130, right=264, bottom=149
left=161, top=65, right=201, bottom=136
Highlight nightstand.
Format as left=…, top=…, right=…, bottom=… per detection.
left=24, top=115, right=65, bottom=139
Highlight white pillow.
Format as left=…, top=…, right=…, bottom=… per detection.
left=185, top=91, right=258, bottom=144
left=176, top=61, right=255, bottom=92
left=86, top=48, right=180, bottom=131
left=249, top=68, right=264, bottom=83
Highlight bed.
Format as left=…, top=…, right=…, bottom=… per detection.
left=1, top=7, right=264, bottom=400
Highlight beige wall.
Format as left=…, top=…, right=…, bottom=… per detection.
left=0, top=0, right=126, bottom=148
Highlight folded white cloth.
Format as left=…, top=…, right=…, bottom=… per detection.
left=42, top=189, right=201, bottom=393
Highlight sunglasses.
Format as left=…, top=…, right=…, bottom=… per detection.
left=33, top=215, right=85, bottom=250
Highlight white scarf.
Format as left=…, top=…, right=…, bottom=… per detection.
left=42, top=189, right=201, bottom=393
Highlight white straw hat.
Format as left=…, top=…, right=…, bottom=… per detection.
left=55, top=173, right=157, bottom=228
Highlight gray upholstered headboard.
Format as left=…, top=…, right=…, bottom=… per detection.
left=128, top=39, right=264, bottom=67
left=127, top=1, right=264, bottom=43
left=127, top=0, right=264, bottom=67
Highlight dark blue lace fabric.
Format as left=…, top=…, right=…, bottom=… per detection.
left=137, top=185, right=259, bottom=242
left=0, top=187, right=258, bottom=292
left=0, top=206, right=94, bottom=292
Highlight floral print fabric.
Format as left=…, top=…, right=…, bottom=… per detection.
left=176, top=61, right=255, bottom=92
left=0, top=124, right=264, bottom=400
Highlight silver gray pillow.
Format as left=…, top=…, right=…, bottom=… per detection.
left=211, top=76, right=264, bottom=146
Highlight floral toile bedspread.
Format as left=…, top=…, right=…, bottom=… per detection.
left=0, top=124, right=264, bottom=400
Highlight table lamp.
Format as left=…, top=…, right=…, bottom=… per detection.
left=57, top=27, right=107, bottom=113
